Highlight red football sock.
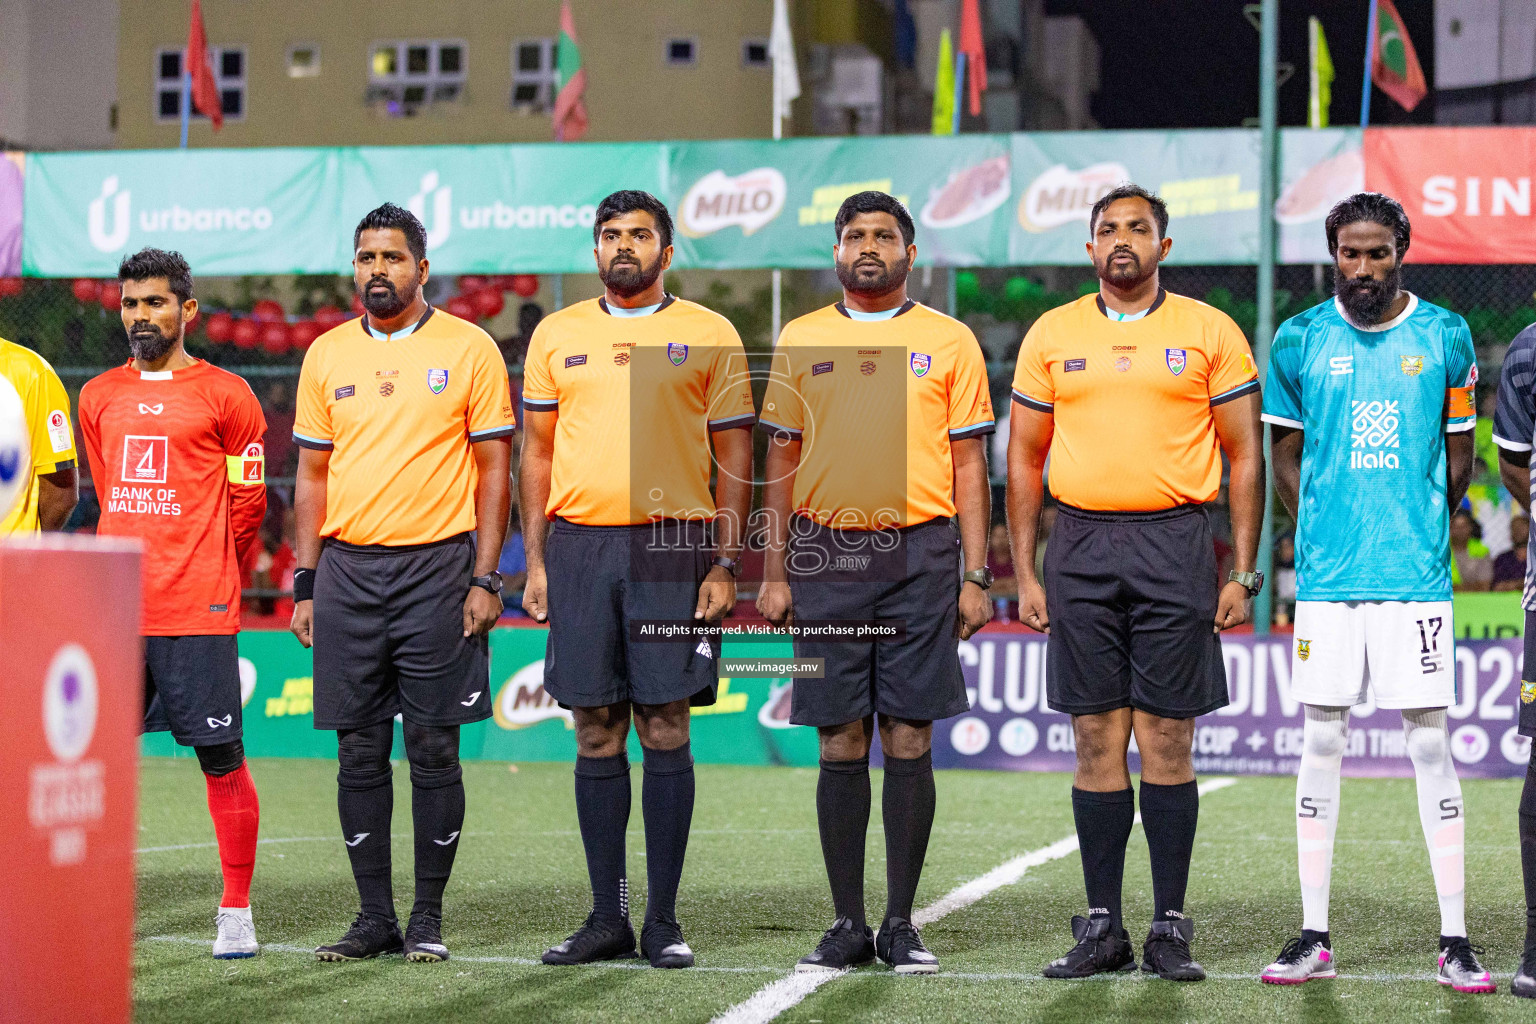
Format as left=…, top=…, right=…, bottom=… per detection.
left=205, top=762, right=260, bottom=908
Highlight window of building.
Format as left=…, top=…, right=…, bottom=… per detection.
left=743, top=40, right=769, bottom=68
left=511, top=38, right=558, bottom=111
left=155, top=46, right=247, bottom=122
left=288, top=44, right=321, bottom=78
left=367, top=39, right=467, bottom=116
left=666, top=38, right=697, bottom=66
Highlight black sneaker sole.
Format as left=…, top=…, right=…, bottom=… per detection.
left=1513, top=976, right=1536, bottom=999
left=405, top=946, right=449, bottom=963
left=1043, top=958, right=1137, bottom=979
left=542, top=946, right=639, bottom=966
left=315, top=942, right=403, bottom=962
left=1141, top=962, right=1206, bottom=981
left=647, top=949, right=695, bottom=969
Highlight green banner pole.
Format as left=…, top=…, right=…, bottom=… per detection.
left=1253, top=0, right=1279, bottom=636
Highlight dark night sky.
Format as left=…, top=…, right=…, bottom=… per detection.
left=1042, top=0, right=1437, bottom=129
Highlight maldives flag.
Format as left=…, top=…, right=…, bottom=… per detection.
left=186, top=0, right=222, bottom=129
left=1371, top=0, right=1426, bottom=112
left=553, top=0, right=589, bottom=141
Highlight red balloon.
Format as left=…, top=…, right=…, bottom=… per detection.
left=231, top=318, right=260, bottom=349
left=313, top=304, right=346, bottom=329
left=72, top=278, right=101, bottom=304
left=0, top=277, right=23, bottom=297
left=471, top=287, right=505, bottom=319
left=290, top=320, right=322, bottom=349
left=458, top=275, right=489, bottom=294
left=445, top=295, right=477, bottom=320
left=98, top=283, right=121, bottom=311
left=351, top=293, right=367, bottom=316
left=260, top=321, right=291, bottom=354
left=204, top=311, right=235, bottom=343
left=511, top=274, right=539, bottom=298
left=252, top=298, right=286, bottom=323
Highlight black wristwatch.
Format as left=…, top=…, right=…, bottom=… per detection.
left=1229, top=569, right=1264, bottom=596
left=470, top=571, right=504, bottom=596
left=710, top=556, right=741, bottom=578
left=962, top=566, right=995, bottom=590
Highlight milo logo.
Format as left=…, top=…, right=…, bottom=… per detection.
left=678, top=168, right=786, bottom=238
left=1017, top=162, right=1129, bottom=233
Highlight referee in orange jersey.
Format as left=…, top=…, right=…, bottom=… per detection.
left=1008, top=184, right=1264, bottom=981
left=291, top=203, right=515, bottom=964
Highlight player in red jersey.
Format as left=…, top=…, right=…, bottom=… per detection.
left=78, top=248, right=267, bottom=959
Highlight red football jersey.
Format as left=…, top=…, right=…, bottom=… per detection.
left=79, top=360, right=267, bottom=636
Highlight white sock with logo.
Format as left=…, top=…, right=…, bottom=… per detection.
left=1403, top=707, right=1466, bottom=938
left=1297, top=705, right=1349, bottom=933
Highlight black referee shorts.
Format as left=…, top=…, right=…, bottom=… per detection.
left=143, top=634, right=243, bottom=746
left=787, top=516, right=970, bottom=728
left=312, top=532, right=491, bottom=730
left=1044, top=503, right=1229, bottom=720
left=542, top=517, right=720, bottom=710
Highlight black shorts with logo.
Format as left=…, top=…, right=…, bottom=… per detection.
left=543, top=517, right=719, bottom=710
left=1044, top=503, right=1229, bottom=720
left=787, top=516, right=970, bottom=728
left=143, top=634, right=243, bottom=746
left=1520, top=608, right=1536, bottom=738
left=312, top=533, right=492, bottom=730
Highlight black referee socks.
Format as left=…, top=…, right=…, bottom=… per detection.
left=641, top=742, right=696, bottom=925
left=1140, top=779, right=1200, bottom=922
left=407, top=745, right=465, bottom=920
left=575, top=754, right=632, bottom=923
left=1072, top=786, right=1133, bottom=931
left=1520, top=755, right=1536, bottom=942
left=337, top=763, right=396, bottom=922
left=883, top=750, right=936, bottom=923
left=818, top=756, right=872, bottom=930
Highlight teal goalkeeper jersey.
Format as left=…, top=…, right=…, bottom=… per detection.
left=1261, top=294, right=1478, bottom=602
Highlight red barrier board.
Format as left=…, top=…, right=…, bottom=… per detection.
left=1364, top=127, right=1536, bottom=264
left=0, top=536, right=141, bottom=1024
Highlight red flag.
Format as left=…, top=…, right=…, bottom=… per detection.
left=1371, top=0, right=1427, bottom=112
left=958, top=0, right=987, bottom=117
left=186, top=0, right=222, bottom=129
left=552, top=1, right=589, bottom=142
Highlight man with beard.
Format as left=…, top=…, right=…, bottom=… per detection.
left=1259, top=192, right=1493, bottom=992
left=757, top=190, right=994, bottom=974
left=1008, top=183, right=1263, bottom=981
left=78, top=247, right=267, bottom=958
left=291, top=203, right=515, bottom=963
left=521, top=190, right=754, bottom=968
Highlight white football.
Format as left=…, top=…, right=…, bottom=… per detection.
left=0, top=373, right=32, bottom=525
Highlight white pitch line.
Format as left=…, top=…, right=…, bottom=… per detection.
left=710, top=776, right=1239, bottom=1024
left=139, top=936, right=1506, bottom=985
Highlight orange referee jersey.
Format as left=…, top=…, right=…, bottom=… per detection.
left=294, top=307, right=516, bottom=546
left=1011, top=289, right=1259, bottom=512
left=759, top=301, right=995, bottom=530
left=522, top=295, right=755, bottom=526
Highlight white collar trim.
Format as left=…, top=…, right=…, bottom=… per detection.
left=139, top=370, right=174, bottom=380
left=1336, top=291, right=1418, bottom=333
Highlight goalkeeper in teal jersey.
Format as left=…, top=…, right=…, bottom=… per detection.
left=1256, top=193, right=1491, bottom=993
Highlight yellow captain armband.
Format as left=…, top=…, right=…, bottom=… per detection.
left=226, top=442, right=265, bottom=485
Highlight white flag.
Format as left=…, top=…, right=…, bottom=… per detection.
left=770, top=0, right=800, bottom=126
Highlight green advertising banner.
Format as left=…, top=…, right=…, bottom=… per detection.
left=25, top=129, right=1366, bottom=277
left=142, top=627, right=822, bottom=767
left=24, top=147, right=346, bottom=277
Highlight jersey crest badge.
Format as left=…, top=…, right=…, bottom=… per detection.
left=428, top=368, right=448, bottom=394
left=1165, top=349, right=1186, bottom=376
left=1522, top=679, right=1536, bottom=705
left=1401, top=355, right=1423, bottom=376
left=1296, top=638, right=1311, bottom=662
left=668, top=343, right=688, bottom=366
left=911, top=352, right=931, bottom=378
